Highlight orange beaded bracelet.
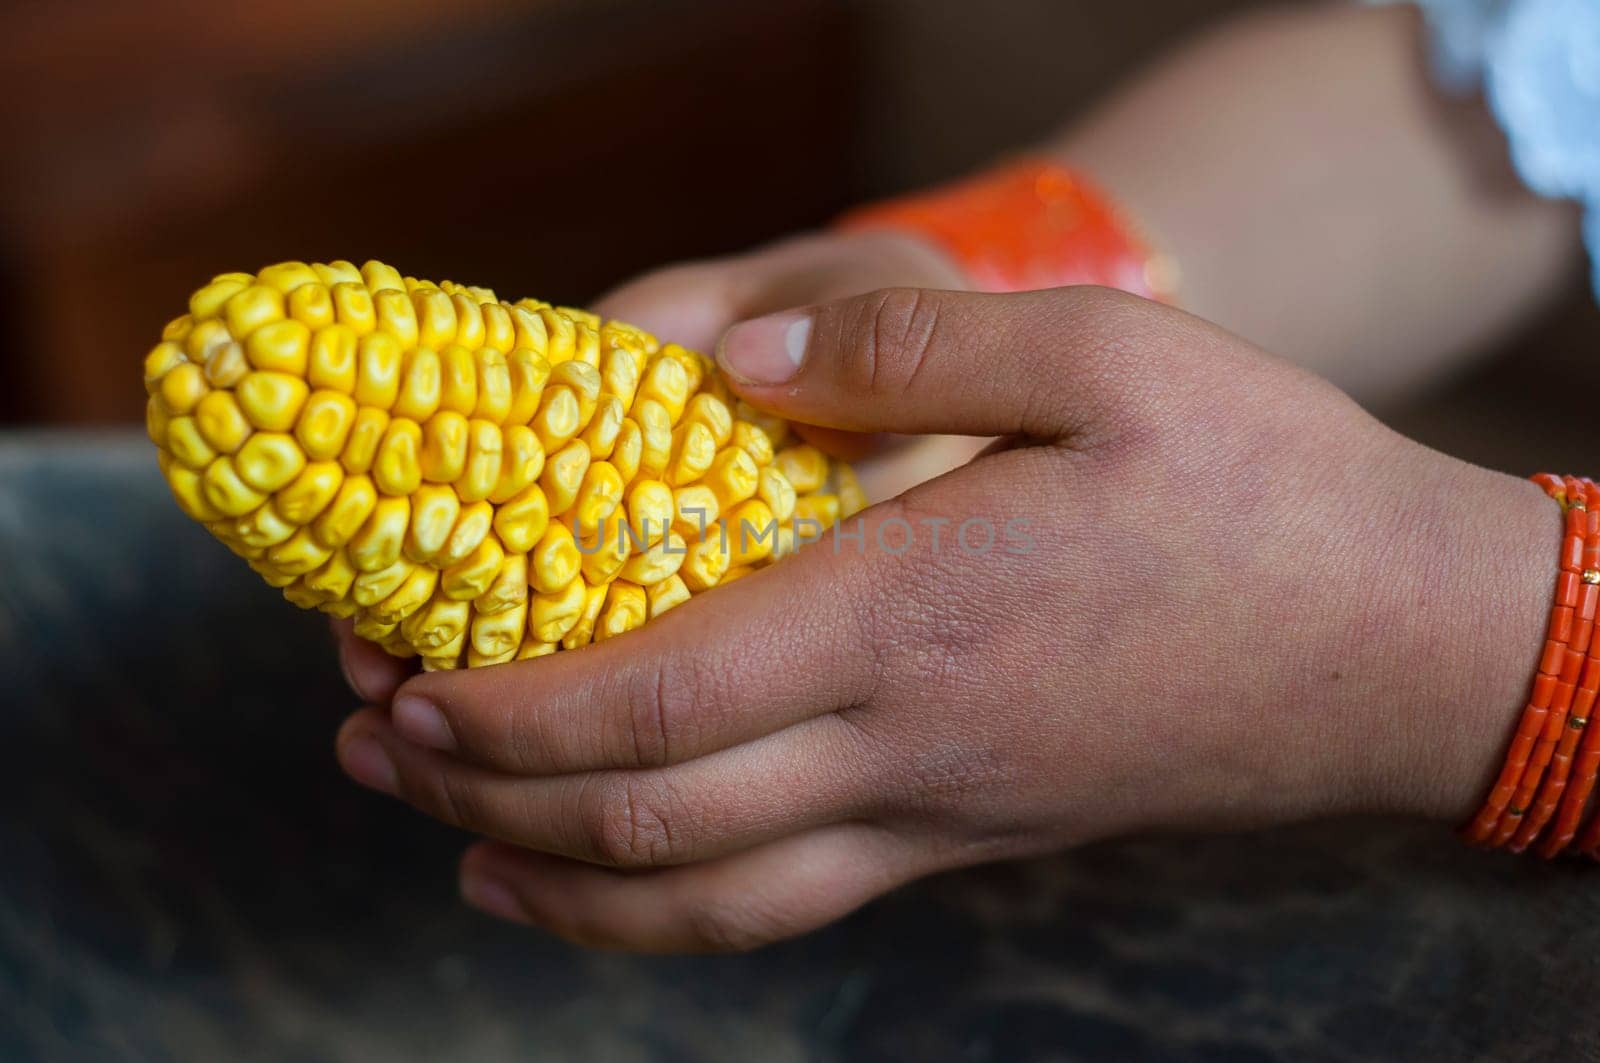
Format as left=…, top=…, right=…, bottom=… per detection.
left=835, top=158, right=1178, bottom=301
left=1466, top=474, right=1600, bottom=855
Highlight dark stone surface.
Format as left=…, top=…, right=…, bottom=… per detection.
left=2, top=434, right=1597, bottom=1062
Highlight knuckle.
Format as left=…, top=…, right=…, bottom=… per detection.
left=427, top=768, right=490, bottom=835
left=613, top=653, right=722, bottom=768
left=841, top=287, right=944, bottom=396
left=578, top=774, right=680, bottom=868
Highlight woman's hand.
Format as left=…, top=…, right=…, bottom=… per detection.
left=334, top=286, right=1556, bottom=952
left=336, top=229, right=977, bottom=705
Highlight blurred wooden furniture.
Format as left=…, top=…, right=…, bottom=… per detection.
left=0, top=0, right=858, bottom=424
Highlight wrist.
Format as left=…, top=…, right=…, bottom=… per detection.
left=1342, top=460, right=1558, bottom=823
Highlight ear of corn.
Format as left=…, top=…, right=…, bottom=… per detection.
left=146, top=260, right=863, bottom=669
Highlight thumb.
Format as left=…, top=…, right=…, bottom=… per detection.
left=713, top=285, right=1174, bottom=439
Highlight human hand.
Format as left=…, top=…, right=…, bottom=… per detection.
left=335, top=285, right=1555, bottom=951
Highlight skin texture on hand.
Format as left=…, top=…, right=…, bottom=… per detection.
left=332, top=285, right=1555, bottom=952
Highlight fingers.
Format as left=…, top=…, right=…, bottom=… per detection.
left=337, top=707, right=864, bottom=869
left=457, top=822, right=923, bottom=952
left=715, top=285, right=1186, bottom=440
left=385, top=533, right=887, bottom=775
left=331, top=618, right=414, bottom=705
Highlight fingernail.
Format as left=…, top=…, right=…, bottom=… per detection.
left=340, top=653, right=369, bottom=701
left=462, top=873, right=526, bottom=923
left=716, top=311, right=810, bottom=385
left=341, top=735, right=398, bottom=794
left=393, top=695, right=455, bottom=751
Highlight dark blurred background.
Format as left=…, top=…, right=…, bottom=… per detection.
left=2, top=0, right=1595, bottom=473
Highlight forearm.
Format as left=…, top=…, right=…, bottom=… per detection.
left=1054, top=2, right=1583, bottom=402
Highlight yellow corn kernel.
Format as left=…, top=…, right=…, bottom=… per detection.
left=540, top=439, right=590, bottom=517
left=147, top=398, right=171, bottom=448
left=727, top=499, right=777, bottom=566
left=184, top=318, right=233, bottom=365
left=201, top=456, right=267, bottom=516
left=532, top=386, right=581, bottom=452
left=370, top=565, right=438, bottom=624
left=836, top=463, right=869, bottom=517
left=775, top=445, right=828, bottom=494
left=347, top=495, right=410, bottom=572
left=721, top=565, right=756, bottom=585
left=647, top=573, right=691, bottom=618
left=730, top=421, right=774, bottom=465
left=599, top=347, right=640, bottom=410
left=637, top=355, right=690, bottom=424
left=392, top=349, right=441, bottom=422
left=249, top=558, right=300, bottom=588
left=535, top=306, right=571, bottom=363
left=412, top=287, right=457, bottom=350
left=331, top=282, right=376, bottom=336
left=163, top=314, right=194, bottom=343
left=516, top=640, right=558, bottom=661
left=620, top=531, right=687, bottom=586
left=635, top=399, right=672, bottom=478
left=702, top=446, right=759, bottom=510
left=571, top=460, right=624, bottom=532
left=680, top=531, right=731, bottom=591
left=611, top=418, right=643, bottom=484
left=481, top=302, right=516, bottom=354
left=159, top=361, right=209, bottom=416
left=684, top=394, right=733, bottom=448
left=352, top=610, right=399, bottom=641
left=165, top=416, right=217, bottom=470
left=580, top=395, right=624, bottom=460
left=792, top=493, right=840, bottom=530
left=374, top=289, right=419, bottom=349
left=353, top=332, right=402, bottom=409
left=405, top=483, right=461, bottom=562
left=627, top=479, right=676, bottom=547
left=304, top=550, right=358, bottom=601
left=530, top=523, right=581, bottom=593
left=528, top=577, right=585, bottom=643
left=474, top=349, right=512, bottom=423
left=224, top=285, right=285, bottom=340
left=245, top=319, right=310, bottom=375
left=471, top=600, right=527, bottom=658
left=573, top=319, right=602, bottom=368
left=234, top=431, right=306, bottom=493
left=164, top=463, right=219, bottom=521
left=144, top=342, right=186, bottom=392
left=340, top=407, right=389, bottom=475
left=236, top=371, right=308, bottom=432
left=419, top=409, right=469, bottom=483
left=757, top=465, right=796, bottom=523
left=736, top=400, right=789, bottom=449
left=451, top=292, right=485, bottom=350
left=771, top=524, right=799, bottom=560
left=437, top=500, right=493, bottom=568
left=257, top=261, right=321, bottom=294
left=312, top=474, right=378, bottom=547
left=312, top=261, right=362, bottom=287
left=234, top=501, right=296, bottom=548
left=378, top=630, right=417, bottom=653
left=489, top=425, right=545, bottom=504
left=266, top=526, right=335, bottom=576
left=441, top=534, right=506, bottom=601
left=474, top=551, right=527, bottom=614
left=492, top=482, right=550, bottom=554
left=579, top=518, right=630, bottom=586
left=659, top=344, right=705, bottom=394
left=456, top=420, right=504, bottom=503
left=562, top=581, right=609, bottom=650
left=667, top=422, right=717, bottom=487
left=594, top=582, right=647, bottom=643
left=550, top=360, right=600, bottom=428
left=373, top=418, right=423, bottom=496
left=288, top=282, right=334, bottom=331
left=505, top=348, right=551, bottom=426
left=401, top=596, right=471, bottom=655
left=189, top=278, right=247, bottom=319
left=207, top=342, right=252, bottom=390
left=438, top=345, right=478, bottom=416
left=194, top=391, right=252, bottom=454
left=353, top=559, right=414, bottom=607
left=672, top=484, right=721, bottom=538
left=307, top=324, right=358, bottom=393
left=295, top=389, right=357, bottom=461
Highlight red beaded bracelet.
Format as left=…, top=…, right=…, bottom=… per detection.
left=834, top=158, right=1178, bottom=301
left=1466, top=474, right=1600, bottom=856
